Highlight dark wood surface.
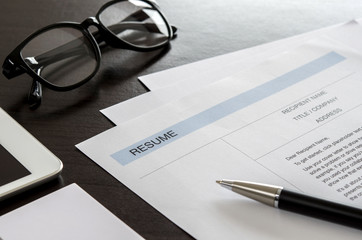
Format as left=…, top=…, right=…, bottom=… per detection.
left=0, top=1, right=361, bottom=239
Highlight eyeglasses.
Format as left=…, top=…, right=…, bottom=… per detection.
left=2, top=0, right=177, bottom=109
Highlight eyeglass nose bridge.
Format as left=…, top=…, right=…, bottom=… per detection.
left=81, top=17, right=101, bottom=29
left=80, top=17, right=117, bottom=47
left=81, top=17, right=104, bottom=40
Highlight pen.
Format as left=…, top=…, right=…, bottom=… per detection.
left=216, top=179, right=362, bottom=229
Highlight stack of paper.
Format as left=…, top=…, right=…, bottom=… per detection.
left=77, top=20, right=362, bottom=239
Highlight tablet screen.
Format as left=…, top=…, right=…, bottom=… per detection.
left=0, top=144, right=31, bottom=187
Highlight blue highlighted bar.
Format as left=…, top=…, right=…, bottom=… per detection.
left=112, top=52, right=346, bottom=165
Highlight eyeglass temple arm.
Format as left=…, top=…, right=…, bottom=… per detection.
left=28, top=78, right=42, bottom=109
left=122, top=8, right=177, bottom=36
left=106, top=22, right=176, bottom=38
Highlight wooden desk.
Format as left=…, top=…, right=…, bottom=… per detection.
left=0, top=0, right=361, bottom=239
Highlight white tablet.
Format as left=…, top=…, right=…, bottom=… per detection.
left=0, top=108, right=63, bottom=200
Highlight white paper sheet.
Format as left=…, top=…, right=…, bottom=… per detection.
left=77, top=38, right=362, bottom=239
left=101, top=19, right=362, bottom=125
left=0, top=184, right=144, bottom=240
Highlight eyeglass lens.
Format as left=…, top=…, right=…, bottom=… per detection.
left=21, top=27, right=98, bottom=88
left=99, top=0, right=170, bottom=47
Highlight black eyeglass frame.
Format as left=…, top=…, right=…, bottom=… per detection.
left=2, top=0, right=176, bottom=93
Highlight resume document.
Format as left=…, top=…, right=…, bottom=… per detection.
left=77, top=37, right=362, bottom=239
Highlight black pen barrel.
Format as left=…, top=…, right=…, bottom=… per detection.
left=278, top=189, right=362, bottom=229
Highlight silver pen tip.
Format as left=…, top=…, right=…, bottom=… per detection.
left=216, top=179, right=282, bottom=207
left=216, top=180, right=233, bottom=190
